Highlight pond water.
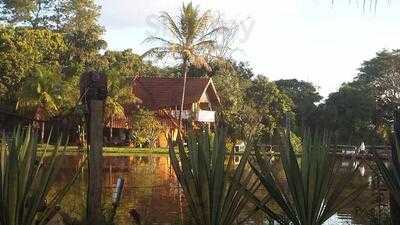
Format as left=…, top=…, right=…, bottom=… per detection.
left=54, top=154, right=388, bottom=225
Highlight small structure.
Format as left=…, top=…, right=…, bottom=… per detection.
left=132, top=77, right=221, bottom=147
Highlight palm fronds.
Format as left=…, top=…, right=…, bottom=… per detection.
left=168, top=128, right=260, bottom=225
left=16, top=67, right=61, bottom=118
left=142, top=2, right=225, bottom=67
left=0, top=126, right=84, bottom=225
left=250, top=130, right=366, bottom=225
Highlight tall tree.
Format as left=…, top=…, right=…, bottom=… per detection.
left=102, top=50, right=141, bottom=139
left=320, top=84, right=379, bottom=144
left=0, top=27, right=66, bottom=105
left=0, top=0, right=106, bottom=77
left=0, top=0, right=60, bottom=28
left=313, top=49, right=400, bottom=144
left=212, top=60, right=293, bottom=143
left=231, top=61, right=255, bottom=80
left=213, top=66, right=251, bottom=142
left=58, top=0, right=106, bottom=77
left=275, top=79, right=322, bottom=133
left=15, top=66, right=62, bottom=117
left=246, top=76, right=294, bottom=143
left=357, top=49, right=400, bottom=138
left=143, top=2, right=224, bottom=127
left=103, top=49, right=143, bottom=77
left=15, top=66, right=65, bottom=140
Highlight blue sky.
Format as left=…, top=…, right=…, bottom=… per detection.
left=97, top=0, right=400, bottom=98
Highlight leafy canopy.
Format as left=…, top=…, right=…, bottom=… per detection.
left=0, top=27, right=66, bottom=92
left=130, top=109, right=163, bottom=148
left=102, top=50, right=141, bottom=128
left=275, top=79, right=322, bottom=132
left=246, top=76, right=294, bottom=143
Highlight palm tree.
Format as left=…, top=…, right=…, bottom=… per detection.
left=16, top=67, right=60, bottom=115
left=101, top=50, right=141, bottom=140
left=143, top=2, right=224, bottom=128
left=105, top=69, right=136, bottom=140
left=16, top=67, right=62, bottom=141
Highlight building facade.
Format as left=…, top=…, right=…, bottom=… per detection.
left=132, top=77, right=221, bottom=147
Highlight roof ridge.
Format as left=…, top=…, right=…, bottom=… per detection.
left=132, top=77, right=215, bottom=110
left=134, top=79, right=156, bottom=108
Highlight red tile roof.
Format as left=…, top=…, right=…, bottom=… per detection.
left=133, top=77, right=220, bottom=110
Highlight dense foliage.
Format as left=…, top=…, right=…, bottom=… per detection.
left=0, top=127, right=83, bottom=225
left=250, top=130, right=366, bottom=225
left=168, top=128, right=259, bottom=225
left=371, top=110, right=400, bottom=225
left=275, top=79, right=322, bottom=134
left=246, top=76, right=294, bottom=142
left=103, top=50, right=141, bottom=138
left=0, top=0, right=104, bottom=114
left=0, top=27, right=66, bottom=105
left=130, top=109, right=163, bottom=148
left=0, top=0, right=399, bottom=147
left=3, top=1, right=397, bottom=225
left=313, top=50, right=400, bottom=145
left=358, top=50, right=400, bottom=137
left=211, top=60, right=294, bottom=145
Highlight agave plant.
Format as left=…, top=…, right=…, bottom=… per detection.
left=0, top=126, right=83, bottom=225
left=371, top=110, right=400, bottom=224
left=168, top=128, right=263, bottom=225
left=249, top=131, right=366, bottom=225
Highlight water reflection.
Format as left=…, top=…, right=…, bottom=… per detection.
left=54, top=154, right=387, bottom=225
left=359, top=166, right=366, bottom=177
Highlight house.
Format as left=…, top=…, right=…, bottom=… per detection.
left=132, top=77, right=221, bottom=147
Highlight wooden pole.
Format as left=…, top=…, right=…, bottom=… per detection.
left=87, top=100, right=104, bottom=224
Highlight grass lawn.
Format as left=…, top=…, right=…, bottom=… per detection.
left=37, top=144, right=286, bottom=156
left=38, top=144, right=170, bottom=154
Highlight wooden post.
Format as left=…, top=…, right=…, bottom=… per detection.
left=80, top=70, right=107, bottom=224
left=87, top=100, right=104, bottom=224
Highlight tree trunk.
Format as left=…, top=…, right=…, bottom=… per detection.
left=179, top=59, right=189, bottom=131
left=87, top=100, right=104, bottom=224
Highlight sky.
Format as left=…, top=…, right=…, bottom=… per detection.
left=96, top=0, right=400, bottom=98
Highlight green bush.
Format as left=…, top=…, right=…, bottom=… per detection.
left=168, top=128, right=259, bottom=225
left=250, top=130, right=366, bottom=225
left=130, top=109, right=163, bottom=148
left=0, top=126, right=83, bottom=225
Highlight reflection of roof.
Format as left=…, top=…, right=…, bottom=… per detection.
left=133, top=77, right=220, bottom=110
